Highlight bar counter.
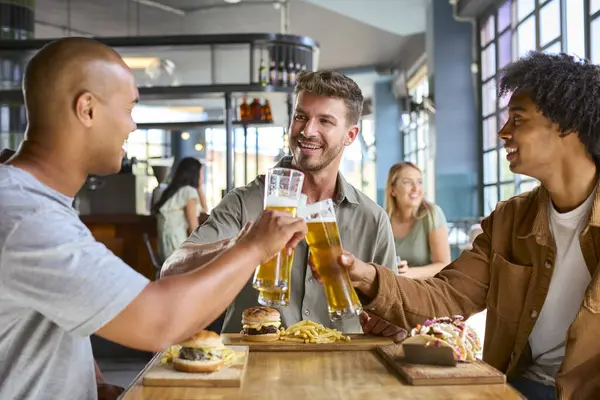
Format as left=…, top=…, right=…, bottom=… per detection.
left=121, top=349, right=524, bottom=400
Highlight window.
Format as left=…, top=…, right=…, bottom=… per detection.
left=592, top=17, right=600, bottom=64
left=402, top=66, right=433, bottom=200
left=517, top=0, right=535, bottom=21
left=125, top=129, right=171, bottom=161
left=565, top=0, right=585, bottom=58
left=539, top=0, right=560, bottom=47
left=517, top=16, right=536, bottom=58
left=204, top=126, right=284, bottom=209
left=481, top=44, right=496, bottom=80
left=346, top=118, right=377, bottom=201
left=482, top=116, right=497, bottom=150
left=479, top=0, right=569, bottom=215
left=481, top=15, right=496, bottom=47
left=200, top=121, right=378, bottom=209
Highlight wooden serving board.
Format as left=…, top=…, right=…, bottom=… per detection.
left=376, top=344, right=506, bottom=386
left=142, top=346, right=249, bottom=388
left=222, top=333, right=393, bottom=351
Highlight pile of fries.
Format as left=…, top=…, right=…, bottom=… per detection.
left=159, top=345, right=237, bottom=365
left=279, top=320, right=351, bottom=344
left=160, top=345, right=181, bottom=365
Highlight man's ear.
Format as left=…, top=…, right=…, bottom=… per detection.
left=344, top=125, right=360, bottom=146
left=74, top=91, right=95, bottom=128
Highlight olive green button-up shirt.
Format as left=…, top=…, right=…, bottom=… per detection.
left=186, top=157, right=398, bottom=333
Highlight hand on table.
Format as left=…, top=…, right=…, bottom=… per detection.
left=359, top=311, right=407, bottom=343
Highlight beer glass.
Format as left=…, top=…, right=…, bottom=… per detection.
left=253, top=168, right=304, bottom=307
left=255, top=194, right=307, bottom=307
left=300, top=199, right=362, bottom=321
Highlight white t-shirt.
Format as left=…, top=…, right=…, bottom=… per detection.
left=525, top=186, right=596, bottom=385
left=0, top=165, right=150, bottom=400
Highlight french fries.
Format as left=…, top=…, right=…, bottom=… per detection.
left=221, top=347, right=236, bottom=365
left=160, top=345, right=181, bottom=364
left=279, top=320, right=351, bottom=344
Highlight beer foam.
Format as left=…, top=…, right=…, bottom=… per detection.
left=264, top=196, right=299, bottom=208
left=306, top=217, right=337, bottom=223
left=298, top=200, right=336, bottom=221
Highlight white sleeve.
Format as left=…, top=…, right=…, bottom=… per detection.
left=0, top=211, right=150, bottom=337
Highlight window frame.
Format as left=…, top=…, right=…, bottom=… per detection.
left=476, top=0, right=594, bottom=215
left=402, top=65, right=434, bottom=201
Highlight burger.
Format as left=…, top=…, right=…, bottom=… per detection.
left=173, top=330, right=226, bottom=373
left=241, top=306, right=281, bottom=342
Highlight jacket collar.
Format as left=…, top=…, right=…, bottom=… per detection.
left=517, top=184, right=600, bottom=246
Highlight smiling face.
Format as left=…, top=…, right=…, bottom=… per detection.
left=498, top=92, right=564, bottom=180
left=289, top=91, right=358, bottom=173
left=390, top=165, right=423, bottom=210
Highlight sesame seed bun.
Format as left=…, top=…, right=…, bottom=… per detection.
left=242, top=306, right=281, bottom=325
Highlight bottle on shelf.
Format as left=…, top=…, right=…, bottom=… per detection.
left=239, top=97, right=250, bottom=121
left=259, top=51, right=268, bottom=86
left=269, top=60, right=277, bottom=85
left=278, top=60, right=287, bottom=86
left=288, top=60, right=296, bottom=87
left=263, top=100, right=273, bottom=122
left=251, top=98, right=262, bottom=121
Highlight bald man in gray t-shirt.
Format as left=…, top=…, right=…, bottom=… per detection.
left=0, top=165, right=150, bottom=399
left=0, top=37, right=309, bottom=400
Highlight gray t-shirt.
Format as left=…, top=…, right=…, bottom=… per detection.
left=0, top=165, right=149, bottom=400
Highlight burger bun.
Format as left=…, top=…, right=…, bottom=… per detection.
left=173, top=357, right=224, bottom=373
left=241, top=331, right=280, bottom=342
left=178, top=330, right=224, bottom=349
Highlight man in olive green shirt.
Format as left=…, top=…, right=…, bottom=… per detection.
left=163, top=71, right=397, bottom=333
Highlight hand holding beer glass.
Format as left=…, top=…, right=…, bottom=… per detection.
left=252, top=168, right=304, bottom=307
left=300, top=199, right=362, bottom=321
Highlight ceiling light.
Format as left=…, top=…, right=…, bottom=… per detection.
left=195, top=143, right=204, bottom=151
left=181, top=132, right=190, bottom=140
left=122, top=57, right=160, bottom=69
left=224, top=0, right=241, bottom=3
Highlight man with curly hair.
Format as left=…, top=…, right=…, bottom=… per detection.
left=326, top=51, right=600, bottom=400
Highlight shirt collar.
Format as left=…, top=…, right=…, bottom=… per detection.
left=273, top=156, right=359, bottom=206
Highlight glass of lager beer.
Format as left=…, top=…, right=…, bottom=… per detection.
left=300, top=199, right=362, bottom=321
left=253, top=168, right=304, bottom=307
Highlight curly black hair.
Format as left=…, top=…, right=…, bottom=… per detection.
left=498, top=51, right=600, bottom=162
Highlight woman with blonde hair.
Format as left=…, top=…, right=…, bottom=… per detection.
left=385, top=162, right=451, bottom=278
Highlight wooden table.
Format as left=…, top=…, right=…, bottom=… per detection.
left=121, top=350, right=525, bottom=399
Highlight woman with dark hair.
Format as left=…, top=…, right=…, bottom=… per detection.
left=153, top=157, right=208, bottom=261
left=385, top=162, right=451, bottom=278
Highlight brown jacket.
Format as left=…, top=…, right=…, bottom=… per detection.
left=365, top=186, right=600, bottom=399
